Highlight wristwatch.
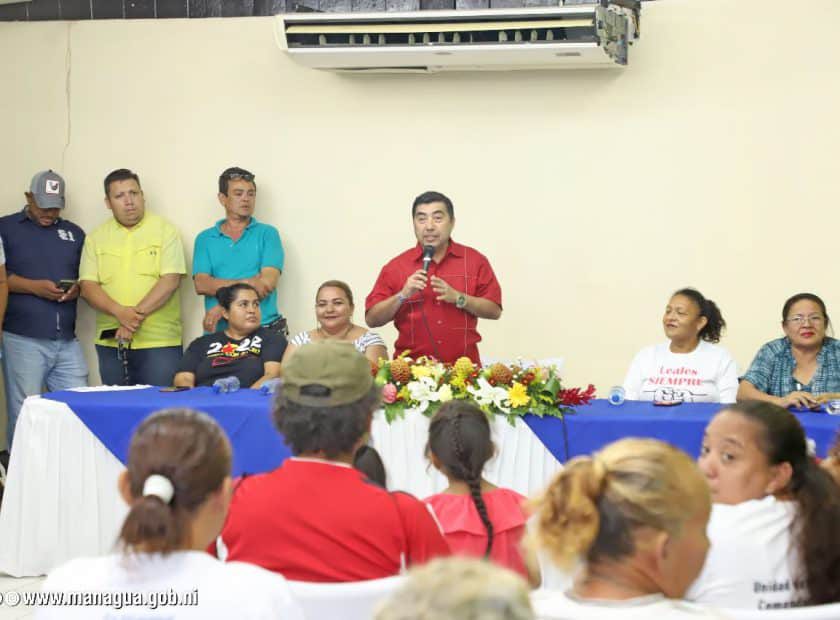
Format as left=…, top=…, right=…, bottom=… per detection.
left=455, top=294, right=467, bottom=309
left=397, top=292, right=408, bottom=306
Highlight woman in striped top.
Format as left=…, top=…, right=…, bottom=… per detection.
left=283, top=280, right=388, bottom=365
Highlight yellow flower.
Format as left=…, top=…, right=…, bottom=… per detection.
left=438, top=384, right=454, bottom=403
left=508, top=382, right=530, bottom=408
left=411, top=365, right=433, bottom=380
left=450, top=375, right=466, bottom=390
left=398, top=385, right=410, bottom=402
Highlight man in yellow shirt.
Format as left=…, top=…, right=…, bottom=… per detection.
left=80, top=169, right=186, bottom=386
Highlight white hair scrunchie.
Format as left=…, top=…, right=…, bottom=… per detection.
left=142, top=474, right=175, bottom=505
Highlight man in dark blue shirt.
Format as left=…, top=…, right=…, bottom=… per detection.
left=0, top=170, right=87, bottom=450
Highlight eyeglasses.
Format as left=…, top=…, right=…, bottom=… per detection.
left=223, top=172, right=255, bottom=182
left=785, top=314, right=825, bottom=326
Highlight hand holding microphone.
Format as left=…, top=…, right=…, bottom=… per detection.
left=399, top=245, right=435, bottom=301
left=401, top=270, right=428, bottom=299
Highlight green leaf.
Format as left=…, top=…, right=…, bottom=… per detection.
left=383, top=402, right=406, bottom=423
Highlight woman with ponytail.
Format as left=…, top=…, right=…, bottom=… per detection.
left=690, top=401, right=840, bottom=608
left=623, top=287, right=738, bottom=403
left=38, top=408, right=303, bottom=619
left=531, top=438, right=722, bottom=620
left=424, top=401, right=539, bottom=586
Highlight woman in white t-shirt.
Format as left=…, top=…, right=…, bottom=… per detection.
left=689, top=401, right=840, bottom=609
left=623, top=288, right=738, bottom=403
left=530, top=438, right=727, bottom=620
left=36, top=409, right=304, bottom=620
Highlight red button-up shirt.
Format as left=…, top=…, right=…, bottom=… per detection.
left=365, top=240, right=502, bottom=364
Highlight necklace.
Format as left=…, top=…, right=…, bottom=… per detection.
left=318, top=323, right=354, bottom=341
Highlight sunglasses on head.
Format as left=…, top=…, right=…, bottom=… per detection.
left=223, top=171, right=255, bottom=182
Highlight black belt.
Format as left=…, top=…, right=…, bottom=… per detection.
left=266, top=317, right=289, bottom=337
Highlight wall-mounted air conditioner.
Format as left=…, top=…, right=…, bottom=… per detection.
left=274, top=1, right=641, bottom=73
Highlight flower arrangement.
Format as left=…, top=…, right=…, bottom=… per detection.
left=373, top=354, right=596, bottom=424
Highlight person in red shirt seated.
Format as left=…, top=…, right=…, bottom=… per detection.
left=424, top=401, right=540, bottom=586
left=365, top=191, right=502, bottom=364
left=217, top=340, right=450, bottom=582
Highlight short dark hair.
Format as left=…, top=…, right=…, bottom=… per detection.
left=215, top=283, right=259, bottom=311
left=672, top=288, right=726, bottom=343
left=104, top=169, right=141, bottom=196
left=412, top=191, right=454, bottom=219
left=273, top=384, right=380, bottom=459
left=218, top=167, right=256, bottom=196
left=353, top=445, right=387, bottom=487
left=782, top=293, right=830, bottom=329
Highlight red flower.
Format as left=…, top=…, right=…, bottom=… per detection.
left=557, top=384, right=596, bottom=406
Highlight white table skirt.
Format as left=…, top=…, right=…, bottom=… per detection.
left=0, top=395, right=562, bottom=577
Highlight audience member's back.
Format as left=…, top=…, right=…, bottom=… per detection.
left=423, top=401, right=536, bottom=584
left=36, top=408, right=302, bottom=620
left=531, top=438, right=726, bottom=620
left=218, top=341, right=449, bottom=581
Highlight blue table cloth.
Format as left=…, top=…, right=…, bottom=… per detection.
left=44, top=390, right=840, bottom=477
left=523, top=399, right=840, bottom=463
left=44, top=387, right=291, bottom=477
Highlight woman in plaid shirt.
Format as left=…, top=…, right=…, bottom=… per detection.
left=738, top=293, right=840, bottom=408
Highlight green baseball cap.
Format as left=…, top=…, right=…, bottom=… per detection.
left=283, top=341, right=374, bottom=406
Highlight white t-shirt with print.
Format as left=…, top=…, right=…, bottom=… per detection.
left=531, top=591, right=729, bottom=620
left=622, top=341, right=738, bottom=403
left=35, top=550, right=304, bottom=620
left=687, top=496, right=803, bottom=610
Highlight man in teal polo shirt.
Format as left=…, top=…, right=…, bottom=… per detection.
left=193, top=167, right=286, bottom=334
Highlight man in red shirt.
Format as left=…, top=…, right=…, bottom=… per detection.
left=365, top=191, right=502, bottom=364
left=218, top=341, right=450, bottom=582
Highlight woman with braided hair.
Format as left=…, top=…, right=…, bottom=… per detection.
left=424, top=401, right=539, bottom=585
left=531, top=438, right=724, bottom=620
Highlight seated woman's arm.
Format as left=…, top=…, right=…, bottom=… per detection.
left=251, top=361, right=282, bottom=389
left=737, top=380, right=817, bottom=409
left=173, top=371, right=196, bottom=388
left=621, top=348, right=647, bottom=400
left=360, top=331, right=388, bottom=366
left=739, top=342, right=818, bottom=408
left=172, top=338, right=202, bottom=388
left=281, top=342, right=298, bottom=365
left=717, top=353, right=740, bottom=404
left=251, top=332, right=288, bottom=388
left=364, top=343, right=387, bottom=366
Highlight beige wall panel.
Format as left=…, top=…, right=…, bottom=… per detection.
left=0, top=0, right=838, bottom=401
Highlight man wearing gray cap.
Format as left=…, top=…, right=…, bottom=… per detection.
left=218, top=340, right=450, bottom=581
left=0, top=170, right=87, bottom=451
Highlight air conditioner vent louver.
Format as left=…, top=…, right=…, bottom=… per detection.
left=275, top=2, right=641, bottom=73
left=286, top=16, right=597, bottom=49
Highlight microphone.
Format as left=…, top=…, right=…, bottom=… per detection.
left=422, top=245, right=434, bottom=272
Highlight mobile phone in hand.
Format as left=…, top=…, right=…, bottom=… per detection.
left=57, top=279, right=77, bottom=292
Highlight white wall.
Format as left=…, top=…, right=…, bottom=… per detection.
left=0, top=0, right=838, bottom=427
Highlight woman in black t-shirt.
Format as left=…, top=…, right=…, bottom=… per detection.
left=174, top=284, right=287, bottom=389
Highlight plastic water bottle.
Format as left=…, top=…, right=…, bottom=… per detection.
left=260, top=378, right=282, bottom=395
left=212, top=376, right=240, bottom=394
left=608, top=386, right=626, bottom=406
left=825, top=400, right=840, bottom=416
